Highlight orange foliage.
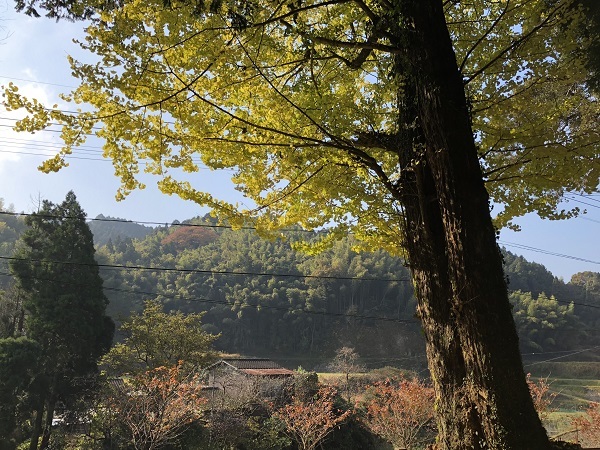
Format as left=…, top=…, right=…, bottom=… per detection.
left=361, top=378, right=435, bottom=450
left=526, top=373, right=556, bottom=422
left=572, top=402, right=600, bottom=447
left=273, top=386, right=352, bottom=450
left=109, top=363, right=206, bottom=450
left=161, top=226, right=218, bottom=250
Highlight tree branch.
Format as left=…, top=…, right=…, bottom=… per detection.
left=464, top=0, right=576, bottom=85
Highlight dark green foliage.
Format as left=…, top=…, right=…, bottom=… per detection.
left=568, top=271, right=600, bottom=328
left=0, top=201, right=26, bottom=292
left=291, top=371, right=319, bottom=403
left=8, top=191, right=114, bottom=448
left=0, top=337, right=41, bottom=449
left=510, top=290, right=584, bottom=353
left=91, top=217, right=600, bottom=368
left=503, top=250, right=560, bottom=296
left=323, top=415, right=390, bottom=450
left=579, top=0, right=600, bottom=92
left=4, top=204, right=599, bottom=372
left=98, top=218, right=422, bottom=363
left=0, top=285, right=25, bottom=339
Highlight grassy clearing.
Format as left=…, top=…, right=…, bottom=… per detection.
left=545, top=411, right=583, bottom=441
left=545, top=377, right=600, bottom=411
left=535, top=371, right=600, bottom=440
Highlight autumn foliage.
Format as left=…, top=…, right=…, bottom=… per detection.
left=273, top=385, right=352, bottom=450
left=161, top=226, right=218, bottom=251
left=572, top=402, right=600, bottom=447
left=108, top=363, right=206, bottom=450
left=526, top=373, right=556, bottom=422
left=361, top=378, right=435, bottom=450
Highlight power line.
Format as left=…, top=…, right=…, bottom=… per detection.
left=499, top=241, right=600, bottom=265
left=5, top=266, right=600, bottom=336
left=571, top=193, right=600, bottom=206
left=1, top=212, right=599, bottom=277
left=0, top=149, right=111, bottom=163
left=3, top=254, right=600, bottom=314
left=0, top=124, right=93, bottom=135
left=4, top=269, right=600, bottom=370
left=0, top=270, right=417, bottom=325
left=0, top=74, right=77, bottom=89
left=0, top=147, right=219, bottom=169
left=565, top=196, right=600, bottom=211
left=580, top=217, right=600, bottom=225
left=1, top=209, right=599, bottom=262
left=0, top=255, right=411, bottom=283
left=523, top=346, right=600, bottom=367
left=0, top=210, right=308, bottom=232
left=0, top=135, right=103, bottom=151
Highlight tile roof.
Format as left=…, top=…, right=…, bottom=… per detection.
left=221, top=358, right=287, bottom=370
left=241, top=368, right=295, bottom=376
left=207, top=358, right=295, bottom=376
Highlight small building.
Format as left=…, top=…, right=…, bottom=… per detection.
left=206, top=358, right=294, bottom=402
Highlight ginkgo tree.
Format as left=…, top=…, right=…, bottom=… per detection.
left=4, top=0, right=600, bottom=448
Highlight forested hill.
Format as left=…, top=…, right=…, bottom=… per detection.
left=88, top=214, right=154, bottom=246
left=2, top=210, right=600, bottom=367
left=91, top=215, right=600, bottom=366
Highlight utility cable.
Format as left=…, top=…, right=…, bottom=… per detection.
left=0, top=210, right=317, bottom=232
left=0, top=270, right=417, bottom=325
left=523, top=346, right=600, bottom=367
left=499, top=240, right=600, bottom=266
left=0, top=255, right=411, bottom=283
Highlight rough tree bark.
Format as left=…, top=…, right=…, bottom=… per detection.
left=393, top=1, right=551, bottom=448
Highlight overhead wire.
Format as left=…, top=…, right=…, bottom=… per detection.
left=3, top=238, right=600, bottom=366
left=0, top=74, right=77, bottom=89
left=523, top=346, right=600, bottom=367
left=2, top=252, right=600, bottom=322
left=0, top=211, right=598, bottom=278
left=3, top=267, right=600, bottom=370
left=0, top=270, right=417, bottom=325
left=4, top=264, right=600, bottom=337
left=499, top=240, right=600, bottom=266
left=0, top=255, right=411, bottom=283
left=0, top=210, right=312, bottom=231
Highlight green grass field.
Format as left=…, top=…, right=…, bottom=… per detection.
left=527, top=364, right=600, bottom=443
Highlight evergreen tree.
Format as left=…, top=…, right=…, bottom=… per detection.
left=0, top=337, right=41, bottom=450
left=9, top=191, right=114, bottom=450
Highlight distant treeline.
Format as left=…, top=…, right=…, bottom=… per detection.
left=2, top=209, right=600, bottom=368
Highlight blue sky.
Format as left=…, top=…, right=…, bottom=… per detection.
left=0, top=6, right=598, bottom=281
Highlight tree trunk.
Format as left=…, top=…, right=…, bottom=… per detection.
left=394, top=1, right=551, bottom=448
left=39, top=397, right=56, bottom=450
left=28, top=401, right=44, bottom=450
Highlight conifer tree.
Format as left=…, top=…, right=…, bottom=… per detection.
left=10, top=191, right=114, bottom=450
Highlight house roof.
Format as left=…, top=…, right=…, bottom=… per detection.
left=209, top=358, right=295, bottom=376
left=242, top=368, right=295, bottom=376
left=222, top=358, right=286, bottom=370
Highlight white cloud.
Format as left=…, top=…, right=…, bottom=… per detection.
left=0, top=80, right=63, bottom=168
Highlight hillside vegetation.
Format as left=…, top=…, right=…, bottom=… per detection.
left=2, top=210, right=600, bottom=367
